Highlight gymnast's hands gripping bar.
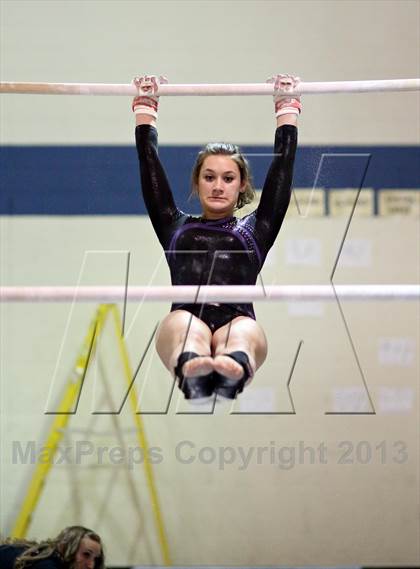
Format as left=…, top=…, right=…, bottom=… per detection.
left=0, top=78, right=419, bottom=96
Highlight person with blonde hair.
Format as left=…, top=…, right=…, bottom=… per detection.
left=0, top=526, right=104, bottom=569
left=134, top=74, right=301, bottom=402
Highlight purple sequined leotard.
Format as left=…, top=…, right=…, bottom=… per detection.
left=135, top=124, right=297, bottom=332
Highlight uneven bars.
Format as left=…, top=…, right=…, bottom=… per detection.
left=0, top=79, right=419, bottom=96
left=0, top=285, right=418, bottom=303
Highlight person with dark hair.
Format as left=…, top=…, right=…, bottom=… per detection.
left=134, top=74, right=301, bottom=402
left=0, top=526, right=105, bottom=569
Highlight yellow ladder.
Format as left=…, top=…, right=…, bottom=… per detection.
left=11, top=303, right=172, bottom=566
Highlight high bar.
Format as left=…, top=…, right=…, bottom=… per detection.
left=0, top=78, right=419, bottom=96
left=0, top=285, right=418, bottom=303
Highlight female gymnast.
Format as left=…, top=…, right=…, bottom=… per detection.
left=0, top=526, right=105, bottom=569
left=133, top=74, right=300, bottom=402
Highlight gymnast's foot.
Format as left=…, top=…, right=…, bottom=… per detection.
left=213, top=354, right=244, bottom=380
left=182, top=355, right=213, bottom=378
left=213, top=352, right=254, bottom=400
left=175, top=352, right=215, bottom=402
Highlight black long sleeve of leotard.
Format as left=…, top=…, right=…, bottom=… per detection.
left=135, top=125, right=183, bottom=247
left=252, top=124, right=297, bottom=257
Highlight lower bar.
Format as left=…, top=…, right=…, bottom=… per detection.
left=0, top=285, right=418, bottom=303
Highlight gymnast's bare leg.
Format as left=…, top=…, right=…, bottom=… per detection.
left=156, top=312, right=267, bottom=384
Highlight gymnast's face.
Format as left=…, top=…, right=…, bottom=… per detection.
left=197, top=155, right=245, bottom=219
left=73, top=537, right=102, bottom=569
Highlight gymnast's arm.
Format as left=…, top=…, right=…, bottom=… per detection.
left=134, top=104, right=181, bottom=247
left=253, top=112, right=298, bottom=253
